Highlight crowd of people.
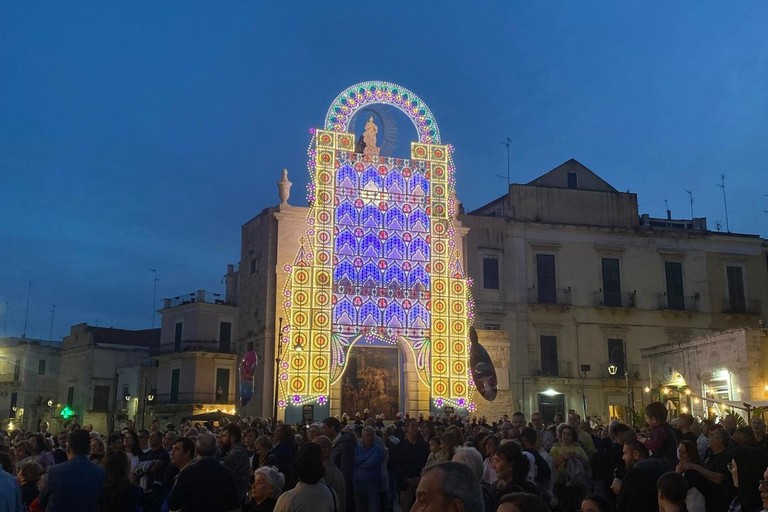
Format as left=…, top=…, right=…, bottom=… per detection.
left=1, top=403, right=768, bottom=511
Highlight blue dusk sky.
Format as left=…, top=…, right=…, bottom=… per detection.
left=2, top=2, right=767, bottom=340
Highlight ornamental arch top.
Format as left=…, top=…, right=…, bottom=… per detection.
left=324, top=81, right=441, bottom=144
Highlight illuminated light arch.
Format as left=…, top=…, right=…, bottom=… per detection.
left=324, top=81, right=441, bottom=144
left=280, top=82, right=475, bottom=413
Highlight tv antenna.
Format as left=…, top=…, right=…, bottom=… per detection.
left=2, top=303, right=8, bottom=337
left=22, top=280, right=31, bottom=338
left=496, top=137, right=512, bottom=187
left=149, top=269, right=160, bottom=329
left=49, top=305, right=56, bottom=341
left=717, top=174, right=730, bottom=232
left=684, top=190, right=694, bottom=219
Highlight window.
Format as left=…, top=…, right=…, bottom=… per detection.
left=9, top=392, right=17, bottom=418
left=215, top=368, right=230, bottom=403
left=602, top=258, right=622, bottom=307
left=13, top=359, right=20, bottom=381
left=170, top=369, right=180, bottom=404
left=665, top=262, right=685, bottom=310
left=92, top=385, right=110, bottom=412
left=608, top=339, right=625, bottom=378
left=540, top=336, right=558, bottom=377
left=66, top=386, right=75, bottom=406
left=726, top=265, right=746, bottom=313
left=219, top=322, right=232, bottom=353
left=536, top=254, right=556, bottom=304
left=567, top=172, right=578, bottom=189
left=483, top=257, right=499, bottom=290
left=250, top=258, right=257, bottom=275
left=485, top=323, right=500, bottom=330
left=174, top=322, right=183, bottom=352
left=38, top=359, right=46, bottom=376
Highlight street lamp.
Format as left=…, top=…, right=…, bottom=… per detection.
left=141, top=388, right=155, bottom=429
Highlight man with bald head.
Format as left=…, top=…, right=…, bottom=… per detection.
left=166, top=433, right=240, bottom=512
left=314, top=435, right=347, bottom=512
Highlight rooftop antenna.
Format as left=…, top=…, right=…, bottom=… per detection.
left=49, top=305, right=56, bottom=341
left=685, top=190, right=694, bottom=219
left=496, top=137, right=512, bottom=187
left=664, top=199, right=671, bottom=220
left=149, top=269, right=160, bottom=328
left=717, top=174, right=730, bottom=232
left=22, top=280, right=31, bottom=338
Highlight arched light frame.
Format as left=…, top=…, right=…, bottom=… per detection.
left=324, top=81, right=441, bottom=144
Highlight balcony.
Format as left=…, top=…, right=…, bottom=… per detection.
left=721, top=298, right=762, bottom=315
left=529, top=359, right=573, bottom=378
left=154, top=391, right=232, bottom=406
left=528, top=286, right=572, bottom=306
left=162, top=290, right=236, bottom=309
left=658, top=293, right=700, bottom=312
left=153, top=339, right=236, bottom=356
left=594, top=290, right=636, bottom=308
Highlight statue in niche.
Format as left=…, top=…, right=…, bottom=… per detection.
left=362, top=115, right=380, bottom=157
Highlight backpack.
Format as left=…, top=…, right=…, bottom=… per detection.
left=565, top=456, right=587, bottom=487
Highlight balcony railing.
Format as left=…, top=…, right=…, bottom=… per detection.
left=721, top=298, right=762, bottom=315
left=528, top=286, right=572, bottom=306
left=153, top=339, right=236, bottom=356
left=529, top=359, right=573, bottom=378
left=658, top=293, right=700, bottom=312
left=154, top=391, right=232, bottom=406
left=594, top=290, right=636, bottom=308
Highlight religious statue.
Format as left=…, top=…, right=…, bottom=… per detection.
left=362, top=115, right=380, bottom=157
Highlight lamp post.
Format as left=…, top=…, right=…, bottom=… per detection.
left=580, top=364, right=590, bottom=418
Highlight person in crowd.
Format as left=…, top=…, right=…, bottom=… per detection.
left=424, top=437, right=445, bottom=470
left=675, top=440, right=707, bottom=512
left=677, top=414, right=698, bottom=443
left=496, top=492, right=549, bottom=512
left=419, top=423, right=435, bottom=444
left=53, top=431, right=68, bottom=465
left=137, top=429, right=170, bottom=512
left=254, top=435, right=279, bottom=470
left=751, top=417, right=768, bottom=451
left=520, top=427, right=551, bottom=491
left=97, top=450, right=142, bottom=512
left=323, top=417, right=356, bottom=511
left=162, top=431, right=178, bottom=454
left=657, top=471, right=689, bottom=512
left=637, top=401, right=678, bottom=470
left=580, top=494, right=614, bottom=512
left=697, top=420, right=713, bottom=462
left=166, top=433, right=241, bottom=512
left=106, top=433, right=123, bottom=454
left=551, top=424, right=590, bottom=512
left=733, top=427, right=756, bottom=449
left=220, top=423, right=251, bottom=507
left=723, top=415, right=738, bottom=437
left=123, top=430, right=142, bottom=471
left=727, top=447, right=768, bottom=512
left=306, top=424, right=322, bottom=443
left=272, top=424, right=296, bottom=489
left=353, top=426, right=384, bottom=512
left=0, top=461, right=24, bottom=512
left=29, top=434, right=54, bottom=471
left=89, top=436, right=106, bottom=464
left=169, top=437, right=195, bottom=474
left=568, top=413, right=597, bottom=459
left=679, top=426, right=735, bottom=512
left=759, top=465, right=768, bottom=512
left=273, top=443, right=337, bottom=512
left=137, top=430, right=150, bottom=453
left=246, top=466, right=285, bottom=512
left=530, top=412, right=554, bottom=452
left=40, top=429, right=106, bottom=511
left=12, top=441, right=33, bottom=469
left=482, top=434, right=500, bottom=485
left=392, top=418, right=428, bottom=512
left=410, top=461, right=483, bottom=512
left=491, top=440, right=539, bottom=503
left=452, top=446, right=495, bottom=512
left=244, top=427, right=259, bottom=461
left=612, top=439, right=667, bottom=512
left=16, top=461, right=43, bottom=509
left=313, top=436, right=347, bottom=512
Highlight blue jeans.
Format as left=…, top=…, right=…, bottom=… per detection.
left=354, top=479, right=381, bottom=512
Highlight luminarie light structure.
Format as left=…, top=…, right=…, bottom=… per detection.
left=278, top=81, right=474, bottom=418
